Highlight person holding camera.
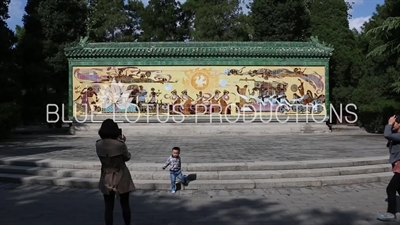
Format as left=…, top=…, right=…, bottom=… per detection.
left=96, top=119, right=135, bottom=225
left=377, top=115, right=400, bottom=222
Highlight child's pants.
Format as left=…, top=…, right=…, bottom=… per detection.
left=170, top=170, right=187, bottom=190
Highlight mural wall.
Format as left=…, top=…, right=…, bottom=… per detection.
left=71, top=66, right=326, bottom=117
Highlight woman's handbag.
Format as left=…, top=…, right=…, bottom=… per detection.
left=393, top=161, right=400, bottom=173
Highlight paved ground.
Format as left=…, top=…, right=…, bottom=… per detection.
left=0, top=134, right=386, bottom=163
left=0, top=182, right=397, bottom=225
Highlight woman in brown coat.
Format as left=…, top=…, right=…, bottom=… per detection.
left=96, top=119, right=135, bottom=225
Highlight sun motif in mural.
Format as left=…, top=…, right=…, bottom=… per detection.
left=192, top=74, right=208, bottom=89
left=184, top=68, right=219, bottom=91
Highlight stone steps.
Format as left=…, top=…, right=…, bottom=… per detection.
left=0, top=156, right=388, bottom=171
left=0, top=156, right=393, bottom=190
left=0, top=164, right=391, bottom=180
left=0, top=172, right=391, bottom=190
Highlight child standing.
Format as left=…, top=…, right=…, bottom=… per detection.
left=162, top=147, right=189, bottom=193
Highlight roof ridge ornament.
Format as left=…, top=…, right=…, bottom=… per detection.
left=310, top=36, right=334, bottom=49
left=78, top=36, right=89, bottom=48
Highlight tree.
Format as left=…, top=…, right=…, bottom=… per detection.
left=18, top=0, right=87, bottom=125
left=119, top=0, right=145, bottom=41
left=139, top=0, right=189, bottom=41
left=351, top=0, right=400, bottom=132
left=308, top=0, right=365, bottom=107
left=88, top=0, right=129, bottom=41
left=366, top=17, right=400, bottom=58
left=183, top=0, right=251, bottom=41
left=365, top=0, right=400, bottom=94
left=0, top=0, right=20, bottom=136
left=249, top=0, right=311, bottom=41
left=37, top=0, right=87, bottom=102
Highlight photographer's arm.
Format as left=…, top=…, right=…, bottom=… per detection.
left=121, top=144, right=131, bottom=162
left=384, top=125, right=400, bottom=141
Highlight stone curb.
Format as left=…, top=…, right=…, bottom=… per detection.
left=0, top=156, right=388, bottom=171
left=0, top=172, right=392, bottom=190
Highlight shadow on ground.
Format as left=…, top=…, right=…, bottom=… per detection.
left=0, top=135, right=87, bottom=157
left=0, top=185, right=397, bottom=225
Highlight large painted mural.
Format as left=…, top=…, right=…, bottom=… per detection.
left=71, top=66, right=326, bottom=117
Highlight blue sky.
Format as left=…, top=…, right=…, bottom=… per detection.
left=6, top=0, right=384, bottom=32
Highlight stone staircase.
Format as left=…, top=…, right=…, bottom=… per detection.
left=0, top=156, right=392, bottom=190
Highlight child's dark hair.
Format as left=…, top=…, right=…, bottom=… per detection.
left=172, top=147, right=180, bottom=152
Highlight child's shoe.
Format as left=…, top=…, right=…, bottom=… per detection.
left=171, top=188, right=176, bottom=193
left=377, top=213, right=396, bottom=221
left=183, top=176, right=189, bottom=186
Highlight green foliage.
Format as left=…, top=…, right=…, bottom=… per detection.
left=139, top=0, right=189, bottom=41
left=0, top=0, right=21, bottom=136
left=1, top=0, right=399, bottom=135
left=183, top=0, right=251, bottom=41
left=0, top=103, right=20, bottom=138
left=88, top=0, right=130, bottom=41
left=308, top=0, right=365, bottom=108
left=249, top=0, right=311, bottom=41
left=17, top=0, right=87, bottom=124
left=349, top=0, right=400, bottom=132
left=366, top=17, right=400, bottom=58
left=356, top=99, right=399, bottom=133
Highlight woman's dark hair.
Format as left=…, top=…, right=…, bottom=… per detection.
left=98, top=119, right=120, bottom=139
left=396, top=114, right=400, bottom=123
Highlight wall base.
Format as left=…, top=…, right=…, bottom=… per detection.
left=70, top=119, right=330, bottom=136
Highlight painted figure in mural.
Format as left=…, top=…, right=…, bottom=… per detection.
left=303, top=90, right=314, bottom=104
left=275, top=83, right=292, bottom=107
left=291, top=79, right=307, bottom=104
left=138, top=85, right=147, bottom=112
left=248, top=68, right=271, bottom=80
left=74, top=87, right=98, bottom=114
left=249, top=87, right=266, bottom=106
left=181, top=90, right=195, bottom=115
left=129, top=87, right=139, bottom=105
left=74, top=69, right=109, bottom=83
left=299, top=72, right=324, bottom=94
left=195, top=91, right=206, bottom=113
left=219, top=90, right=231, bottom=114
left=208, top=90, right=221, bottom=113
left=145, top=88, right=160, bottom=113
left=170, top=90, right=180, bottom=105
left=143, top=71, right=153, bottom=83
left=293, top=68, right=306, bottom=76
left=235, top=85, right=249, bottom=109
left=195, top=91, right=211, bottom=113
left=148, top=88, right=161, bottom=104
left=225, top=67, right=245, bottom=76
left=169, top=90, right=182, bottom=114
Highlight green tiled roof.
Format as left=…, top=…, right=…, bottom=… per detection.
left=64, top=37, right=334, bottom=59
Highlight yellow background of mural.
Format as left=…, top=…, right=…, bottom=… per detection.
left=71, top=66, right=326, bottom=116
